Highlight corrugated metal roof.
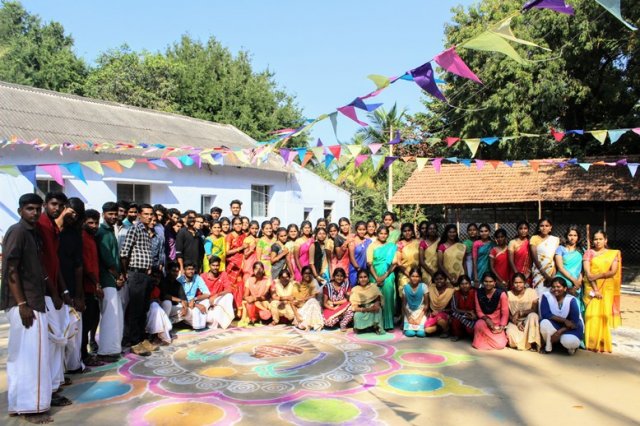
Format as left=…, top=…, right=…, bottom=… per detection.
left=391, top=161, right=640, bottom=205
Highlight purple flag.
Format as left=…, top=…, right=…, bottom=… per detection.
left=523, top=0, right=574, bottom=15
left=349, top=97, right=383, bottom=112
left=410, top=62, right=447, bottom=102
left=383, top=156, right=399, bottom=170
left=389, top=130, right=402, bottom=145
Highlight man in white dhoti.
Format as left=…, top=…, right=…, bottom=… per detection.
left=1, top=193, right=54, bottom=423
left=160, top=263, right=188, bottom=325
left=95, top=202, right=126, bottom=362
left=177, top=263, right=211, bottom=330
left=200, top=256, right=235, bottom=329
left=146, top=270, right=173, bottom=345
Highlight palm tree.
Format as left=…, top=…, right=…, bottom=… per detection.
left=357, top=103, right=408, bottom=144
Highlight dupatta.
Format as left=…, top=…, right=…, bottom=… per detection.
left=442, top=242, right=466, bottom=281
left=350, top=283, right=383, bottom=307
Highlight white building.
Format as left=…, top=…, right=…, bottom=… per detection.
left=0, top=81, right=350, bottom=234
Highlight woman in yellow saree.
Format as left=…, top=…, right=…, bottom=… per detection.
left=396, top=223, right=420, bottom=288
left=419, top=221, right=439, bottom=285
left=582, top=230, right=621, bottom=353
left=437, top=224, right=467, bottom=285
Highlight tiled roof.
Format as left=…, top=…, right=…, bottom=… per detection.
left=391, top=161, right=640, bottom=205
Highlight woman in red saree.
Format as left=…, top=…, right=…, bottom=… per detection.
left=490, top=229, right=512, bottom=290
left=226, top=217, right=247, bottom=316
left=508, top=221, right=531, bottom=282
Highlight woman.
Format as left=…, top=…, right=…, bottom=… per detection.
left=419, top=221, right=439, bottom=285
left=350, top=268, right=385, bottom=334
left=241, top=216, right=250, bottom=234
left=348, top=221, right=372, bottom=287
left=366, top=219, right=377, bottom=240
left=367, top=225, right=398, bottom=330
left=256, top=221, right=276, bottom=278
left=270, top=216, right=281, bottom=230
left=292, top=266, right=324, bottom=331
left=490, top=229, right=511, bottom=289
left=396, top=223, right=420, bottom=289
left=270, top=227, right=290, bottom=280
left=309, top=227, right=333, bottom=287
left=316, top=218, right=328, bottom=230
left=506, top=273, right=540, bottom=351
left=239, top=262, right=272, bottom=326
left=242, top=220, right=259, bottom=278
left=530, top=218, right=560, bottom=296
left=294, top=220, right=314, bottom=282
left=328, top=222, right=350, bottom=275
left=540, top=278, right=584, bottom=355
left=285, top=224, right=300, bottom=282
left=338, top=217, right=353, bottom=241
left=508, top=221, right=531, bottom=281
left=270, top=269, right=296, bottom=325
left=425, top=271, right=455, bottom=337
left=220, top=217, right=231, bottom=236
left=382, top=211, right=400, bottom=243
left=401, top=268, right=428, bottom=337
left=437, top=224, right=467, bottom=285
left=462, top=223, right=479, bottom=282
left=323, top=268, right=354, bottom=331
left=450, top=275, right=477, bottom=341
left=473, top=272, right=509, bottom=350
left=203, top=220, right=226, bottom=273
left=582, top=230, right=621, bottom=353
left=555, top=226, right=584, bottom=314
left=225, top=217, right=247, bottom=316
left=473, top=223, right=495, bottom=286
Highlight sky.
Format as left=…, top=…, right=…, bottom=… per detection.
left=20, top=0, right=477, bottom=144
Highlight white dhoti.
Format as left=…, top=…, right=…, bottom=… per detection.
left=119, top=280, right=130, bottom=311
left=98, top=287, right=124, bottom=356
left=206, top=294, right=234, bottom=329
left=64, top=308, right=84, bottom=371
left=146, top=301, right=172, bottom=342
left=162, top=300, right=185, bottom=324
left=184, top=300, right=210, bottom=330
left=45, top=296, right=68, bottom=392
left=535, top=285, right=550, bottom=297
left=7, top=307, right=52, bottom=414
left=540, top=319, right=581, bottom=354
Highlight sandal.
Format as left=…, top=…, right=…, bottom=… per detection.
left=62, top=377, right=73, bottom=386
left=13, top=413, right=54, bottom=424
left=83, top=356, right=106, bottom=367
left=51, top=394, right=73, bottom=407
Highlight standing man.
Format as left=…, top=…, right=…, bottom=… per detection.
left=175, top=210, right=204, bottom=274
left=1, top=194, right=53, bottom=423
left=81, top=209, right=103, bottom=366
left=95, top=202, right=124, bottom=362
left=210, top=206, right=222, bottom=221
left=113, top=200, right=129, bottom=239
left=120, top=203, right=156, bottom=356
left=229, top=200, right=242, bottom=222
left=117, top=202, right=138, bottom=249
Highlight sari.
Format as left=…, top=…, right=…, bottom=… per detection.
left=323, top=281, right=353, bottom=329
left=505, top=288, right=540, bottom=351
left=349, top=237, right=372, bottom=287
left=396, top=239, right=420, bottom=288
left=555, top=246, right=584, bottom=313
left=295, top=237, right=314, bottom=281
left=425, top=283, right=454, bottom=332
left=490, top=245, right=512, bottom=287
left=402, top=283, right=427, bottom=331
left=350, top=283, right=384, bottom=331
left=530, top=235, right=560, bottom=295
left=367, top=241, right=397, bottom=330
left=242, top=235, right=258, bottom=277
left=292, top=281, right=324, bottom=330
left=420, top=239, right=439, bottom=285
left=474, top=240, right=495, bottom=283
left=583, top=249, right=621, bottom=353
left=439, top=243, right=466, bottom=283
left=243, top=276, right=273, bottom=322
left=203, top=235, right=226, bottom=272
left=509, top=238, right=531, bottom=279
left=225, top=231, right=246, bottom=309
left=257, top=237, right=275, bottom=277
left=285, top=241, right=298, bottom=280
left=312, top=240, right=332, bottom=285
left=270, top=279, right=295, bottom=324
left=331, top=235, right=351, bottom=275
left=388, top=227, right=401, bottom=244
left=472, top=288, right=509, bottom=350
left=463, top=238, right=476, bottom=281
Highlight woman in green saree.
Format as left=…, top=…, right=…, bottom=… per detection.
left=367, top=225, right=398, bottom=330
left=554, top=226, right=584, bottom=314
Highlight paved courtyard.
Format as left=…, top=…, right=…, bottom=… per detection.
left=0, top=301, right=639, bottom=425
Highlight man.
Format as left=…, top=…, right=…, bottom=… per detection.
left=177, top=263, right=210, bottom=330
left=149, top=216, right=166, bottom=273
left=37, top=191, right=73, bottom=404
left=81, top=209, right=103, bottom=366
left=175, top=210, right=204, bottom=274
left=95, top=202, right=124, bottom=362
left=167, top=208, right=181, bottom=225
left=161, top=262, right=188, bottom=325
left=1, top=193, right=54, bottom=423
left=113, top=200, right=129, bottom=238
left=200, top=256, right=234, bottom=329
left=120, top=203, right=156, bottom=356
left=117, top=202, right=138, bottom=249
left=58, top=197, right=86, bottom=374
left=229, top=200, right=242, bottom=221
left=210, top=206, right=222, bottom=221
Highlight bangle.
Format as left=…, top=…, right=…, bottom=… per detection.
left=18, top=301, right=27, bottom=306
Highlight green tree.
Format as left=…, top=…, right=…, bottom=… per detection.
left=0, top=1, right=86, bottom=93
left=409, top=0, right=640, bottom=160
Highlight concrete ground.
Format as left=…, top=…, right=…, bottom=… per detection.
left=0, top=296, right=639, bottom=426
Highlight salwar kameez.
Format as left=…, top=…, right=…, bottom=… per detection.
left=350, top=283, right=384, bottom=332
left=323, top=282, right=353, bottom=329
left=473, top=289, right=509, bottom=350
left=506, top=288, right=540, bottom=351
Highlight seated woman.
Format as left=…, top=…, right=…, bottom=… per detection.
left=473, top=272, right=509, bottom=350
left=239, top=262, right=273, bottom=327
left=177, top=263, right=211, bottom=330
left=200, top=256, right=235, bottom=329
left=401, top=267, right=428, bottom=338
left=506, top=273, right=540, bottom=351
left=146, top=270, right=172, bottom=345
left=425, top=271, right=455, bottom=337
left=450, top=275, right=477, bottom=341
left=291, top=266, right=324, bottom=331
left=270, top=269, right=296, bottom=325
left=322, top=268, right=354, bottom=331
left=350, top=268, right=384, bottom=335
left=540, top=277, right=584, bottom=355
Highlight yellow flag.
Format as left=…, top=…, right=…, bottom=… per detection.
left=0, top=166, right=21, bottom=177
left=416, top=157, right=429, bottom=171
left=82, top=161, right=104, bottom=175
left=589, top=130, right=608, bottom=145
left=367, top=74, right=391, bottom=90
left=463, top=31, right=527, bottom=64
left=492, top=17, right=550, bottom=51
left=118, top=159, right=136, bottom=169
left=346, top=145, right=362, bottom=158
left=464, top=138, right=481, bottom=157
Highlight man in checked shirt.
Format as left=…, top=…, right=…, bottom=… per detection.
left=120, top=203, right=157, bottom=356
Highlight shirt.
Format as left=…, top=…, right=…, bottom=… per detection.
left=0, top=219, right=47, bottom=312
left=96, top=222, right=120, bottom=289
left=177, top=274, right=209, bottom=301
left=164, top=225, right=178, bottom=261
left=120, top=222, right=153, bottom=270
left=200, top=271, right=232, bottom=295
left=149, top=227, right=165, bottom=270
left=117, top=218, right=134, bottom=249
left=82, top=229, right=100, bottom=294
left=161, top=277, right=187, bottom=304
left=36, top=213, right=61, bottom=295
left=59, top=227, right=83, bottom=298
left=175, top=227, right=204, bottom=270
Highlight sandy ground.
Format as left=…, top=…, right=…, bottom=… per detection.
left=621, top=294, right=640, bottom=329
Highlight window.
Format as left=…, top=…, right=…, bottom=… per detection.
left=201, top=195, right=216, bottom=215
left=251, top=185, right=271, bottom=217
left=117, top=183, right=150, bottom=204
left=35, top=179, right=64, bottom=198
left=303, top=208, right=312, bottom=221
left=324, top=201, right=334, bottom=222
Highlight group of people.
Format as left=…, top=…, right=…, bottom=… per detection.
left=1, top=193, right=623, bottom=423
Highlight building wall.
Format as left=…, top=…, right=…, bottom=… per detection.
left=0, top=149, right=350, bottom=235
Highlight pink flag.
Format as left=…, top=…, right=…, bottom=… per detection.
left=550, top=128, right=565, bottom=142
left=434, top=47, right=482, bottom=84
left=40, top=164, right=64, bottom=186
left=446, top=137, right=460, bottom=147
left=633, top=128, right=640, bottom=135
left=476, top=159, right=486, bottom=170
left=368, top=143, right=383, bottom=155
left=433, top=157, right=443, bottom=173
left=355, top=154, right=369, bottom=168
left=328, top=145, right=342, bottom=159
left=337, top=106, right=368, bottom=126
